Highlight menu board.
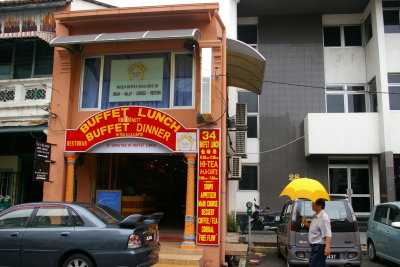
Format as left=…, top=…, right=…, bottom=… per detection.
left=196, top=129, right=220, bottom=245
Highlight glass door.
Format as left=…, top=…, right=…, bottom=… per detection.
left=329, top=166, right=371, bottom=215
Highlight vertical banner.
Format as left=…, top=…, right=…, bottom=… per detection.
left=196, top=129, right=220, bottom=245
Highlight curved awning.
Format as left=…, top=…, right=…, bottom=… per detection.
left=50, top=28, right=201, bottom=53
left=227, top=38, right=266, bottom=95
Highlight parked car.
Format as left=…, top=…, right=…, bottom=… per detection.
left=366, top=201, right=400, bottom=265
left=276, top=197, right=362, bottom=266
left=0, top=202, right=163, bottom=267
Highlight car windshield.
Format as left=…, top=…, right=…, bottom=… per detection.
left=86, top=205, right=125, bottom=225
left=297, top=200, right=352, bottom=222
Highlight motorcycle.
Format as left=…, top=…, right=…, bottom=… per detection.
left=242, top=198, right=278, bottom=232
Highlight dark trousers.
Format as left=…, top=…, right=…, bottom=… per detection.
left=309, top=244, right=327, bottom=267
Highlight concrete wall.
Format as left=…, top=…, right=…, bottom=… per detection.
left=385, top=34, right=400, bottom=73
left=324, top=48, right=366, bottom=84
left=305, top=113, right=381, bottom=155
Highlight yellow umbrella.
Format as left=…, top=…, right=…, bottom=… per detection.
left=279, top=177, right=330, bottom=202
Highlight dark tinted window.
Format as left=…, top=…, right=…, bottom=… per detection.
left=368, top=78, right=378, bottom=112
left=344, top=26, right=362, bottom=46
left=81, top=58, right=101, bottom=108
left=348, top=94, right=366, bottom=112
left=374, top=206, right=389, bottom=224
left=327, top=95, right=344, bottom=113
left=14, top=40, right=34, bottom=79
left=238, top=25, right=258, bottom=44
left=239, top=165, right=258, bottom=190
left=86, top=205, right=125, bottom=224
left=323, top=27, right=341, bottom=47
left=383, top=10, right=400, bottom=33
left=247, top=116, right=258, bottom=138
left=388, top=207, right=400, bottom=225
left=364, top=14, right=373, bottom=43
left=238, top=91, right=258, bottom=112
left=388, top=73, right=400, bottom=83
left=383, top=1, right=400, bottom=8
left=0, top=208, right=34, bottom=228
left=0, top=41, right=13, bottom=79
left=70, top=209, right=84, bottom=226
left=34, top=41, right=53, bottom=78
left=389, top=86, right=400, bottom=110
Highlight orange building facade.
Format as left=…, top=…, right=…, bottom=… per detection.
left=46, top=3, right=228, bottom=266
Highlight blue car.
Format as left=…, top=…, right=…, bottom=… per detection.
left=0, top=202, right=163, bottom=267
left=367, top=202, right=400, bottom=265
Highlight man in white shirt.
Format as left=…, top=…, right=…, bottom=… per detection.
left=302, top=198, right=332, bottom=267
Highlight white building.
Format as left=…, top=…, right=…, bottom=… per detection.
left=228, top=0, right=400, bottom=229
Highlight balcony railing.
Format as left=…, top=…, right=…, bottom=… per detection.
left=0, top=78, right=52, bottom=125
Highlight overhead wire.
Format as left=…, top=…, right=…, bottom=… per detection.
left=223, top=74, right=400, bottom=95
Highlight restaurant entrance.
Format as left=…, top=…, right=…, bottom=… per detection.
left=95, top=153, right=189, bottom=239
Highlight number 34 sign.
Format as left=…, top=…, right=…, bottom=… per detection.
left=196, top=129, right=220, bottom=245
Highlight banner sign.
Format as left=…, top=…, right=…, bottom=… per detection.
left=35, top=141, right=51, bottom=160
left=33, top=159, right=50, bottom=182
left=196, top=129, right=220, bottom=245
left=65, top=107, right=197, bottom=152
left=109, top=58, right=163, bottom=102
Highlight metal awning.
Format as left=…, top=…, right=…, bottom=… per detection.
left=0, top=123, right=47, bottom=133
left=50, top=28, right=201, bottom=53
left=227, top=38, right=266, bottom=95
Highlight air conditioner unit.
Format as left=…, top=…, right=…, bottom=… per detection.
left=236, top=103, right=247, bottom=130
left=235, top=131, right=247, bottom=155
left=229, top=156, right=242, bottom=179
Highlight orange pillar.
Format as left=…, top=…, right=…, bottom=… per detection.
left=181, top=153, right=197, bottom=249
left=64, top=152, right=79, bottom=202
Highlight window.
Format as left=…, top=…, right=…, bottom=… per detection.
left=374, top=206, right=389, bottom=224
left=383, top=1, right=400, bottom=33
left=389, top=73, right=400, bottom=110
left=323, top=26, right=362, bottom=47
left=368, top=78, right=378, bottom=112
left=238, top=24, right=258, bottom=48
left=31, top=207, right=72, bottom=227
left=0, top=208, right=34, bottom=228
left=239, top=165, right=258, bottom=190
left=238, top=91, right=259, bottom=138
left=388, top=207, right=400, bottom=225
left=326, top=84, right=371, bottom=113
left=80, top=52, right=194, bottom=110
left=364, top=14, right=373, bottom=43
left=0, top=38, right=53, bottom=80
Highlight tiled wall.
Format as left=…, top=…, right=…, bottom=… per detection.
left=257, top=15, right=328, bottom=211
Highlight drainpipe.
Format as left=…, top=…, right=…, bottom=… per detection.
left=214, top=9, right=228, bottom=266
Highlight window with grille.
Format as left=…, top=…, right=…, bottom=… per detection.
left=25, top=87, right=46, bottom=100
left=0, top=88, right=15, bottom=102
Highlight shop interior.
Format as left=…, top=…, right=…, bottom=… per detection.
left=95, top=153, right=189, bottom=238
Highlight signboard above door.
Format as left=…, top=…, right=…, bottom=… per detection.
left=65, top=106, right=197, bottom=153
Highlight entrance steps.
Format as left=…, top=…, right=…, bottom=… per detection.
left=154, top=242, right=204, bottom=267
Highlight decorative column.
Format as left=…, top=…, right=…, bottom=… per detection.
left=181, top=153, right=197, bottom=249
left=64, top=152, right=79, bottom=202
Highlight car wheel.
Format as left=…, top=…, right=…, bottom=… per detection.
left=63, top=254, right=94, bottom=267
left=367, top=241, right=379, bottom=262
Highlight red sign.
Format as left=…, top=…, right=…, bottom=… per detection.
left=196, top=129, right=220, bottom=245
left=65, top=107, right=197, bottom=152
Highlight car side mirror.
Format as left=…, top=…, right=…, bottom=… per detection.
left=391, top=221, right=400, bottom=228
